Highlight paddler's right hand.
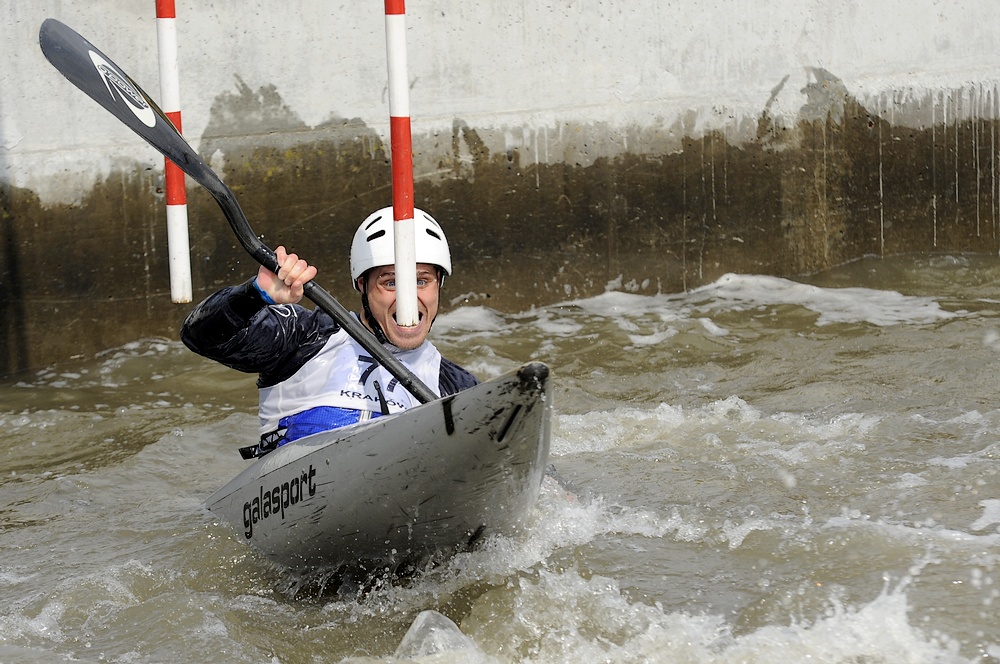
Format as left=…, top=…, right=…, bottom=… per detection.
left=255, top=246, right=318, bottom=305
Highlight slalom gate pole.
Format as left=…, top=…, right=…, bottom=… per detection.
left=384, top=0, right=419, bottom=326
left=39, top=18, right=438, bottom=404
left=155, top=0, right=193, bottom=303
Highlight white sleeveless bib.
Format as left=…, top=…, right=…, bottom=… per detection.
left=258, top=328, right=442, bottom=436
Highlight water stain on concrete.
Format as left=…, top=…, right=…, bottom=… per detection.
left=3, top=70, right=999, bottom=376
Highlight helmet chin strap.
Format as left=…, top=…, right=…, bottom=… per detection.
left=359, top=278, right=390, bottom=345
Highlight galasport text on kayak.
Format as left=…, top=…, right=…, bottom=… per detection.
left=242, top=465, right=318, bottom=539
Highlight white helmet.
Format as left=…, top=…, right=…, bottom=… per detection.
left=350, top=207, right=452, bottom=290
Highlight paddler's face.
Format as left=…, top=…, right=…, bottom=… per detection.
left=360, top=263, right=440, bottom=350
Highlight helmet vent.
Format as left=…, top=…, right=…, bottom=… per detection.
left=366, top=229, right=387, bottom=242
left=424, top=228, right=442, bottom=241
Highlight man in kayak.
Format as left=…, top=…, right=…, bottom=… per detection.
left=180, top=207, right=479, bottom=458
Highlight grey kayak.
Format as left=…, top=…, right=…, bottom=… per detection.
left=205, top=362, right=552, bottom=571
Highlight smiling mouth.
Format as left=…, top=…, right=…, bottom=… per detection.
left=392, top=312, right=424, bottom=324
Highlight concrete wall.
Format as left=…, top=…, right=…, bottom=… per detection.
left=4, top=1, right=1000, bottom=376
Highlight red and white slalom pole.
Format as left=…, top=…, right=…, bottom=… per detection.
left=155, top=0, right=192, bottom=303
left=384, top=0, right=418, bottom=326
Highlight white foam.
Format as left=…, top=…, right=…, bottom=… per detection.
left=564, top=272, right=957, bottom=329
left=971, top=499, right=1000, bottom=533
left=693, top=273, right=958, bottom=326
left=565, top=290, right=684, bottom=319
left=434, top=306, right=508, bottom=334
left=553, top=402, right=687, bottom=455
left=929, top=440, right=1000, bottom=470
left=627, top=329, right=678, bottom=346
left=531, top=312, right=585, bottom=337
left=317, top=476, right=693, bottom=623
left=554, top=396, right=880, bottom=459
left=697, top=317, right=730, bottom=337
left=823, top=513, right=1000, bottom=549
left=391, top=610, right=490, bottom=662
left=435, top=273, right=952, bottom=363
left=448, top=569, right=969, bottom=664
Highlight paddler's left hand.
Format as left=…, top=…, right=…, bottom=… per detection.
left=256, top=246, right=318, bottom=304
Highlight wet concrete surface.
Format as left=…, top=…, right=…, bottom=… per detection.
left=3, top=72, right=999, bottom=377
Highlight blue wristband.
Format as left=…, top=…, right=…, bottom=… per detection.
left=252, top=278, right=276, bottom=305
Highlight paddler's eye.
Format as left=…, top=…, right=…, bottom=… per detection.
left=415, top=274, right=438, bottom=289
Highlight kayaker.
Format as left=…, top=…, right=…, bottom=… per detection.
left=180, top=207, right=479, bottom=458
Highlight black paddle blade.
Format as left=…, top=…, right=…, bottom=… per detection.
left=38, top=18, right=277, bottom=272
left=38, top=18, right=214, bottom=189
left=37, top=17, right=437, bottom=404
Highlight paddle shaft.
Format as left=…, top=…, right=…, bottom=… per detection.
left=38, top=18, right=437, bottom=404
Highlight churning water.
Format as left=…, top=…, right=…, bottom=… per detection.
left=1, top=254, right=998, bottom=663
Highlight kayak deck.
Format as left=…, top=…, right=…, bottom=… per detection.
left=205, top=362, right=552, bottom=572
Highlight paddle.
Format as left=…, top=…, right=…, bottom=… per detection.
left=37, top=17, right=437, bottom=404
